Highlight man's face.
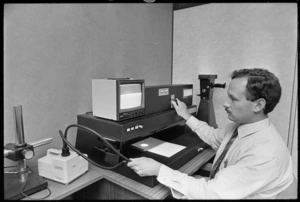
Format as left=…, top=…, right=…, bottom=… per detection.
left=223, top=77, right=256, bottom=124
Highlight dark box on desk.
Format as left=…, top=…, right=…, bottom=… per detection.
left=75, top=107, right=208, bottom=187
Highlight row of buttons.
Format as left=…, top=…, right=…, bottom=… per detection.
left=126, top=125, right=143, bottom=132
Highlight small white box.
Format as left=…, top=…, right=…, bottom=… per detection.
left=38, top=148, right=88, bottom=184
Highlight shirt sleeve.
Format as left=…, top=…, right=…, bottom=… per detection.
left=157, top=151, right=279, bottom=199
left=186, top=116, right=228, bottom=150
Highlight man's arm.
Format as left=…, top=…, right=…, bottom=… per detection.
left=157, top=152, right=280, bottom=199
left=127, top=150, right=281, bottom=199
left=172, top=98, right=226, bottom=150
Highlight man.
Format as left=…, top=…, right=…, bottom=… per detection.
left=127, top=68, right=294, bottom=199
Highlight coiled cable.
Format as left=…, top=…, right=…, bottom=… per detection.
left=59, top=124, right=130, bottom=170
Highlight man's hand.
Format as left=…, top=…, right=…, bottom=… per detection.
left=171, top=98, right=191, bottom=121
left=127, top=157, right=162, bottom=177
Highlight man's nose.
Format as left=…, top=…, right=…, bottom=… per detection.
left=223, top=100, right=230, bottom=108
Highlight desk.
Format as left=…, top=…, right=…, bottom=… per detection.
left=24, top=147, right=215, bottom=200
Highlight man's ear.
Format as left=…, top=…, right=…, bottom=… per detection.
left=253, top=98, right=266, bottom=113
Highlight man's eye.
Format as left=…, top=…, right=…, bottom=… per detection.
left=230, top=97, right=237, bottom=101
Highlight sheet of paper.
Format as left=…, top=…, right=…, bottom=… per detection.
left=148, top=142, right=186, bottom=158
left=131, top=137, right=165, bottom=151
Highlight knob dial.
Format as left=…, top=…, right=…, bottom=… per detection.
left=22, top=149, right=34, bottom=160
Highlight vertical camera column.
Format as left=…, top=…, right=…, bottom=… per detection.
left=196, top=75, right=226, bottom=128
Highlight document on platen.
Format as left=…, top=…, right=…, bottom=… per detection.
left=148, top=142, right=186, bottom=158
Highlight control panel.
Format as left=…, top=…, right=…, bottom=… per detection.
left=126, top=124, right=143, bottom=133
left=119, top=109, right=145, bottom=121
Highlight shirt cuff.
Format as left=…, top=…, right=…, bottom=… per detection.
left=186, top=116, right=207, bottom=130
left=157, top=164, right=173, bottom=181
left=157, top=165, right=187, bottom=199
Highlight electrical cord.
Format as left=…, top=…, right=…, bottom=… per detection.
left=4, top=165, right=18, bottom=168
left=20, top=172, right=51, bottom=200
left=59, top=124, right=131, bottom=170
left=59, top=131, right=125, bottom=169
left=64, top=124, right=130, bottom=162
left=4, top=163, right=50, bottom=199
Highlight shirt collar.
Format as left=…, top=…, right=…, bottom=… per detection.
left=237, top=118, right=270, bottom=138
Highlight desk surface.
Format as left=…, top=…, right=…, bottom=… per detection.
left=24, top=147, right=215, bottom=200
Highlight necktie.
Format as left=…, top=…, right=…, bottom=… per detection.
left=209, top=127, right=239, bottom=179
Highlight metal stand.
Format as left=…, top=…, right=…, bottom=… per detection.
left=4, top=105, right=48, bottom=200
left=196, top=75, right=226, bottom=128
left=4, top=166, right=48, bottom=200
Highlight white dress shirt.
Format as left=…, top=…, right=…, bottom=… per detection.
left=157, top=116, right=294, bottom=199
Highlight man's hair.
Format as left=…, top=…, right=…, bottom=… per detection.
left=231, top=68, right=281, bottom=114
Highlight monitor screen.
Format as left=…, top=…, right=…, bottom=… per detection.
left=120, top=84, right=142, bottom=110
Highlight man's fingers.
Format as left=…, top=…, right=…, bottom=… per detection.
left=127, top=157, right=144, bottom=167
